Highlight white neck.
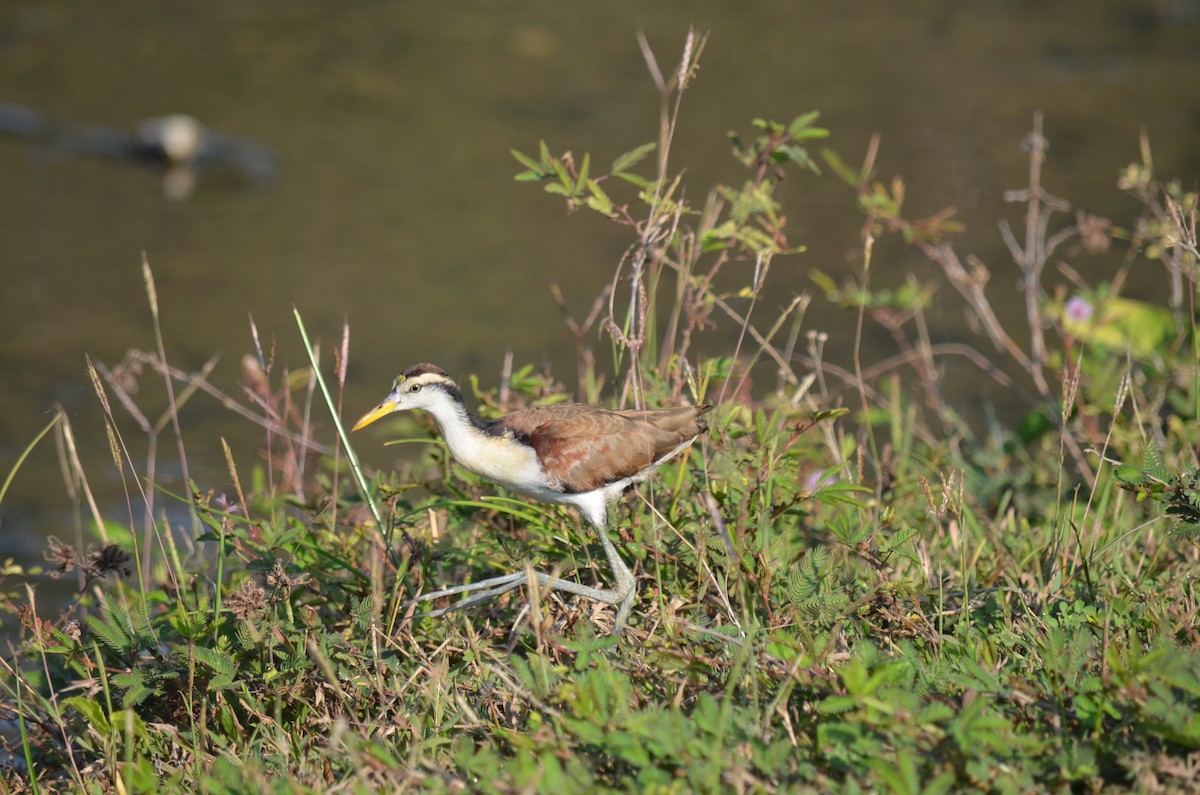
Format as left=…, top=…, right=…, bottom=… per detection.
left=417, top=387, right=550, bottom=499
left=418, top=388, right=481, bottom=458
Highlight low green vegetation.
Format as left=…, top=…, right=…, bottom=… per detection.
left=2, top=33, right=1198, bottom=793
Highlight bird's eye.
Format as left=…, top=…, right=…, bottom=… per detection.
left=410, top=383, right=422, bottom=393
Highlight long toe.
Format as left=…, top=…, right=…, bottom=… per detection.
left=612, top=584, right=637, bottom=634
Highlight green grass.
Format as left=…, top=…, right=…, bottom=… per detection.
left=1, top=32, right=1198, bottom=794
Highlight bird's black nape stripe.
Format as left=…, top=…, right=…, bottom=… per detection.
left=432, top=380, right=465, bottom=408
left=429, top=380, right=496, bottom=435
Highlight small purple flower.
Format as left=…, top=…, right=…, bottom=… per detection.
left=804, top=469, right=837, bottom=492
left=1065, top=295, right=1094, bottom=324
left=214, top=493, right=240, bottom=515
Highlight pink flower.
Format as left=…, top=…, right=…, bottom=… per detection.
left=1065, top=295, right=1094, bottom=323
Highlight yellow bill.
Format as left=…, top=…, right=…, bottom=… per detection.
left=351, top=399, right=398, bottom=431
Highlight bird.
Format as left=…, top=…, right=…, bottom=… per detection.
left=352, top=363, right=711, bottom=632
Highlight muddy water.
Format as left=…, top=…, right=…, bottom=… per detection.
left=0, top=0, right=1197, bottom=598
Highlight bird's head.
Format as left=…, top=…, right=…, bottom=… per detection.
left=352, top=363, right=460, bottom=431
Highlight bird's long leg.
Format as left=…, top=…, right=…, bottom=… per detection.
left=409, top=569, right=627, bottom=619
left=411, top=571, right=532, bottom=617
left=408, top=510, right=637, bottom=631
left=590, top=517, right=636, bottom=632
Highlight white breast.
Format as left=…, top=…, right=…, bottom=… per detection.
left=440, top=421, right=565, bottom=500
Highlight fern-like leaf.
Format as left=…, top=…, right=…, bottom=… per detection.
left=193, top=646, right=239, bottom=681
left=86, top=599, right=137, bottom=655
left=112, top=670, right=153, bottom=708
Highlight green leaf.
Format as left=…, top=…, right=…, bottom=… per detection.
left=63, top=696, right=111, bottom=735
left=607, top=731, right=651, bottom=767
left=819, top=695, right=859, bottom=714
left=193, top=645, right=239, bottom=681
left=585, top=182, right=616, bottom=218
left=788, top=111, right=828, bottom=140
left=550, top=155, right=571, bottom=188
left=1140, top=445, right=1170, bottom=483
left=821, top=148, right=860, bottom=186
left=86, top=602, right=136, bottom=655
left=351, top=595, right=376, bottom=631
left=574, top=152, right=590, bottom=194
left=611, top=142, right=656, bottom=173
left=510, top=148, right=541, bottom=173
left=208, top=675, right=238, bottom=692
left=112, top=671, right=154, bottom=708
left=614, top=171, right=651, bottom=190
left=1114, top=464, right=1143, bottom=486
left=812, top=481, right=871, bottom=508
left=700, top=220, right=737, bottom=251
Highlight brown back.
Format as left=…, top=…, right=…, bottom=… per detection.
left=496, top=404, right=710, bottom=493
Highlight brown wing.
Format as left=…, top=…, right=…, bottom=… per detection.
left=496, top=404, right=710, bottom=493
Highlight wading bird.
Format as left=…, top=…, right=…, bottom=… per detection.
left=353, top=363, right=710, bottom=631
